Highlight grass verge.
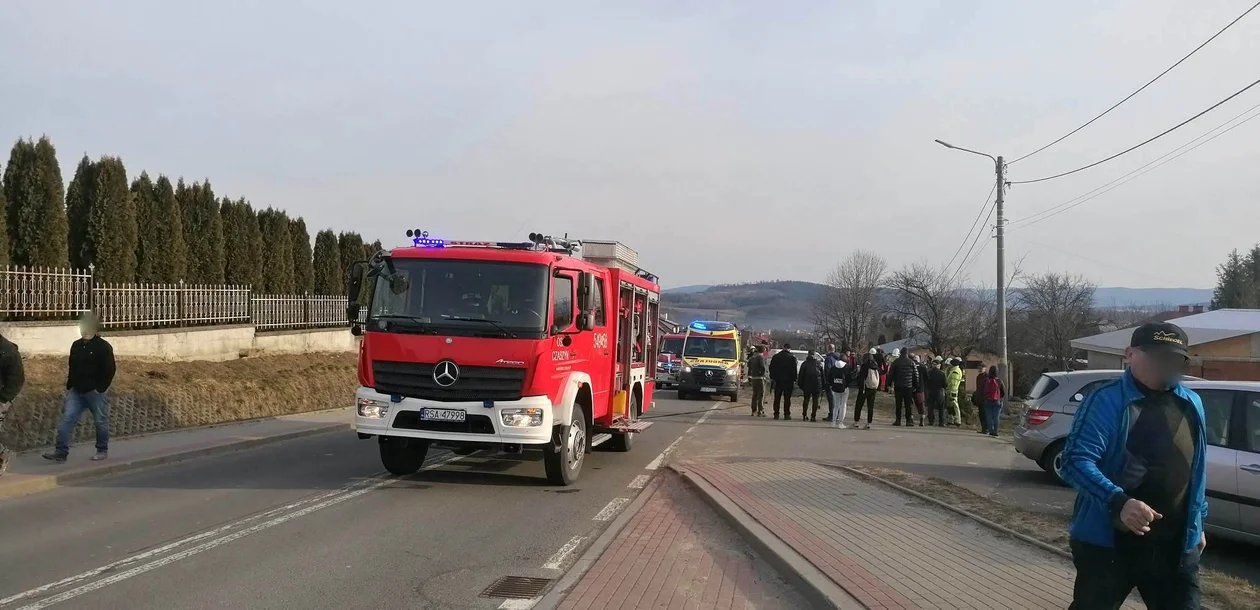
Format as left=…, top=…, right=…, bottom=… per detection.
left=848, top=465, right=1259, bottom=610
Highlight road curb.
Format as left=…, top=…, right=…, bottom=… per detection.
left=532, top=474, right=665, bottom=610
left=0, top=423, right=349, bottom=502
left=830, top=465, right=1075, bottom=561
left=674, top=465, right=864, bottom=610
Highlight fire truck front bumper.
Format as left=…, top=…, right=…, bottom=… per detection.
left=354, top=388, right=555, bottom=445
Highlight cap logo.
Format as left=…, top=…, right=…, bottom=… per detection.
left=1152, top=331, right=1185, bottom=346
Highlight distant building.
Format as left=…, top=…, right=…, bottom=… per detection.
left=1071, top=309, right=1260, bottom=380
left=1146, top=304, right=1207, bottom=324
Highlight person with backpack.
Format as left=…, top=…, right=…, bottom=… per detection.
left=826, top=357, right=852, bottom=428
left=925, top=356, right=948, bottom=427
left=747, top=345, right=768, bottom=417
left=823, top=344, right=843, bottom=421
left=981, top=365, right=1005, bottom=436
left=913, top=354, right=929, bottom=425
left=768, top=343, right=799, bottom=420
left=855, top=349, right=880, bottom=429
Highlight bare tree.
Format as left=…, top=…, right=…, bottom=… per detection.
left=1012, top=272, right=1099, bottom=370
left=813, top=251, right=886, bottom=350
left=883, top=261, right=996, bottom=358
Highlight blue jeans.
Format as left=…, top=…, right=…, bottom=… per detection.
left=983, top=399, right=1001, bottom=435
left=55, top=390, right=109, bottom=455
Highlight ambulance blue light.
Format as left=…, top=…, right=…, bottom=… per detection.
left=691, top=322, right=707, bottom=330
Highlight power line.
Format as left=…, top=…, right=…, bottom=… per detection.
left=946, top=199, right=995, bottom=286
left=1008, top=100, right=1260, bottom=230
left=941, top=183, right=997, bottom=276
left=1009, top=76, right=1260, bottom=185
left=1009, top=1, right=1260, bottom=165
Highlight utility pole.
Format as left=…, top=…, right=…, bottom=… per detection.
left=994, top=156, right=1009, bottom=395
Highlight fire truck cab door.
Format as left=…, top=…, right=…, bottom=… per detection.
left=550, top=270, right=595, bottom=406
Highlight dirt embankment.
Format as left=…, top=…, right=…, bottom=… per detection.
left=3, top=353, right=357, bottom=452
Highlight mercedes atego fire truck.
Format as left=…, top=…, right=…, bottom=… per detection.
left=345, top=231, right=660, bottom=485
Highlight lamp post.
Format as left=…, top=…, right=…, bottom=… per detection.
left=935, top=139, right=1009, bottom=394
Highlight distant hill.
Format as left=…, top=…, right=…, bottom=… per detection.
left=1093, top=287, right=1212, bottom=308
left=661, top=281, right=825, bottom=330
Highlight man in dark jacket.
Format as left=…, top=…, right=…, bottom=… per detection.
left=768, top=343, right=798, bottom=420
left=0, top=331, right=26, bottom=476
left=798, top=351, right=824, bottom=422
left=890, top=349, right=920, bottom=426
left=43, top=312, right=116, bottom=463
left=747, top=345, right=768, bottom=417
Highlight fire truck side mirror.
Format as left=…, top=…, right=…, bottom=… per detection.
left=346, top=261, right=367, bottom=304
left=576, top=272, right=594, bottom=311
left=577, top=312, right=596, bottom=332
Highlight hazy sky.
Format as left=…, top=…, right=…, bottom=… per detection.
left=3, top=0, right=1257, bottom=289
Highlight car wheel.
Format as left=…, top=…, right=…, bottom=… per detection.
left=544, top=409, right=586, bottom=485
left=1038, top=440, right=1067, bottom=486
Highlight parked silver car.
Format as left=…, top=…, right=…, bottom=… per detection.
left=1014, top=371, right=1260, bottom=544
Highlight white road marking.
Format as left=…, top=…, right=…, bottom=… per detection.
left=593, top=497, right=631, bottom=522
left=646, top=401, right=720, bottom=470
left=542, top=535, right=587, bottom=570
left=498, top=599, right=539, bottom=610
left=627, top=474, right=650, bottom=489
left=7, top=455, right=459, bottom=610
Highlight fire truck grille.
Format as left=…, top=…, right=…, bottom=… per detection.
left=372, top=360, right=527, bottom=402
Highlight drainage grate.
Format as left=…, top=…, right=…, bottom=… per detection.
left=479, top=576, right=553, bottom=599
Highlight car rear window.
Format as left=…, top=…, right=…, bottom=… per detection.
left=1027, top=375, right=1059, bottom=400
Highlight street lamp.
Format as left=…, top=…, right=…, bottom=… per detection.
left=935, top=139, right=1010, bottom=395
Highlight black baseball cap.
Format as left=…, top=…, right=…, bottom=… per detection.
left=1130, top=322, right=1189, bottom=358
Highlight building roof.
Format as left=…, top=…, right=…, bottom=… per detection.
left=1071, top=309, right=1260, bottom=355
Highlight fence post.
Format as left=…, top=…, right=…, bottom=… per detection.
left=304, top=291, right=311, bottom=327
left=247, top=285, right=254, bottom=327
left=177, top=279, right=185, bottom=327
left=87, top=263, right=96, bottom=313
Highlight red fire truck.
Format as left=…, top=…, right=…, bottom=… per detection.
left=345, top=231, right=659, bottom=485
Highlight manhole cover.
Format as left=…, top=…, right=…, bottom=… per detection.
left=479, top=576, right=553, bottom=599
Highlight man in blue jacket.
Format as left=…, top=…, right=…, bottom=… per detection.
left=1061, top=322, right=1207, bottom=609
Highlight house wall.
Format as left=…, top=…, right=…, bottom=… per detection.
left=1189, top=359, right=1260, bottom=382
left=1087, top=350, right=1125, bottom=370
left=1189, top=333, right=1260, bottom=358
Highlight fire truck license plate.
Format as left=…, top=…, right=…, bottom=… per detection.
left=420, top=408, right=466, bottom=422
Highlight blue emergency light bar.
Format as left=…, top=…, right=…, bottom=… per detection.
left=690, top=321, right=735, bottom=332
left=405, top=229, right=445, bottom=248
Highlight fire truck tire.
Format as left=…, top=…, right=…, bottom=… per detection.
left=544, top=411, right=586, bottom=486
left=379, top=437, right=429, bottom=476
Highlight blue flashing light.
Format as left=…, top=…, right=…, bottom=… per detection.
left=406, top=229, right=445, bottom=248
left=691, top=322, right=707, bottom=330
left=483, top=400, right=494, bottom=409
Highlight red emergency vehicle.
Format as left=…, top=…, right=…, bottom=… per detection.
left=346, top=231, right=660, bottom=485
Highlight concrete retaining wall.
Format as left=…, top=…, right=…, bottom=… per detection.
left=1, top=322, right=356, bottom=361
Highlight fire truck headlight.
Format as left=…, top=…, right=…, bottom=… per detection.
left=501, top=408, right=545, bottom=427
left=357, top=397, right=390, bottom=419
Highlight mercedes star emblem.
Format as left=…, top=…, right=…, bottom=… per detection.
left=433, top=360, right=460, bottom=387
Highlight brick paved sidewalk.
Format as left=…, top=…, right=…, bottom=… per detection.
left=558, top=474, right=810, bottom=610
left=683, top=459, right=1144, bottom=610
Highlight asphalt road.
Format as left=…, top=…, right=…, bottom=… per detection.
left=0, top=396, right=729, bottom=610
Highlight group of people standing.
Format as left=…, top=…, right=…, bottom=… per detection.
left=744, top=341, right=1004, bottom=433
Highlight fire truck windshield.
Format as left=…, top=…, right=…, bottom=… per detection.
left=682, top=337, right=738, bottom=359
left=660, top=337, right=683, bottom=355
left=369, top=259, right=549, bottom=335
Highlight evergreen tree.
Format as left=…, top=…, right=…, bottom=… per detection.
left=1211, top=249, right=1252, bottom=310
left=84, top=157, right=138, bottom=282
left=4, top=137, right=69, bottom=267
left=131, top=172, right=158, bottom=282
left=180, top=180, right=225, bottom=283
left=65, top=155, right=98, bottom=268
left=242, top=199, right=264, bottom=288
left=150, top=175, right=188, bottom=283
left=312, top=229, right=342, bottom=294
left=0, top=179, right=7, bottom=266
left=220, top=198, right=246, bottom=284
left=258, top=208, right=294, bottom=293
left=1247, top=246, right=1260, bottom=307
left=337, top=231, right=365, bottom=279
left=290, top=217, right=314, bottom=293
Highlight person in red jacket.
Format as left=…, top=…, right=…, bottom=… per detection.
left=981, top=365, right=1005, bottom=436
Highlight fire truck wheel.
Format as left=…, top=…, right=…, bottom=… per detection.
left=379, top=437, right=429, bottom=476
left=545, top=411, right=586, bottom=486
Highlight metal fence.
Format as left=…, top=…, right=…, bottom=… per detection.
left=252, top=294, right=352, bottom=330
left=0, top=266, right=351, bottom=331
